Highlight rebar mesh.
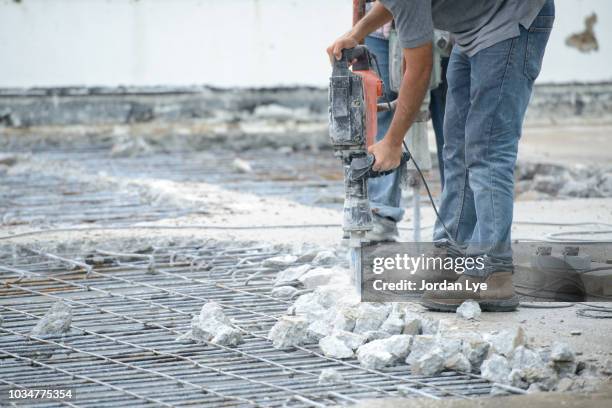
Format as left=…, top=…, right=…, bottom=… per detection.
left=0, top=241, right=494, bottom=407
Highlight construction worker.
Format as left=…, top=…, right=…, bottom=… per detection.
left=327, top=0, right=555, bottom=311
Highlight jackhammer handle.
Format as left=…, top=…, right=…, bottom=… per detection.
left=333, top=45, right=369, bottom=72
left=368, top=151, right=411, bottom=178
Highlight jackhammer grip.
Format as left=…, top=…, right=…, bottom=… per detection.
left=348, top=151, right=411, bottom=181
left=333, top=45, right=369, bottom=72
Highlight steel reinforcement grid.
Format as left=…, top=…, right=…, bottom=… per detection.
left=0, top=241, right=496, bottom=407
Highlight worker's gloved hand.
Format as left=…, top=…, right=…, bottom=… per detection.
left=368, top=139, right=403, bottom=172
left=326, top=33, right=358, bottom=63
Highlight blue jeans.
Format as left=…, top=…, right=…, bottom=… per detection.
left=365, top=36, right=404, bottom=222
left=433, top=0, right=554, bottom=277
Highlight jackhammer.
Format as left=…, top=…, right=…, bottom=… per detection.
left=328, top=45, right=409, bottom=292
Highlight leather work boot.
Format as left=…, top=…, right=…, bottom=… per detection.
left=411, top=245, right=461, bottom=286
left=421, top=272, right=519, bottom=312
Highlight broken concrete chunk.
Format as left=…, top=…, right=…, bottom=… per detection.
left=480, top=354, right=511, bottom=384
left=511, top=346, right=545, bottom=370
left=312, top=250, right=337, bottom=266
left=268, top=315, right=309, bottom=349
left=271, top=286, right=299, bottom=299
left=445, top=353, right=471, bottom=373
left=319, top=335, right=354, bottom=359
left=318, top=368, right=344, bottom=385
left=462, top=338, right=490, bottom=371
left=555, top=377, right=575, bottom=392
left=333, top=330, right=366, bottom=350
left=263, top=254, right=298, bottom=269
left=211, top=325, right=243, bottom=346
left=402, top=311, right=422, bottom=335
left=275, top=264, right=311, bottom=286
left=484, top=327, right=525, bottom=357
left=231, top=158, right=253, bottom=173
left=356, top=343, right=394, bottom=370
left=191, top=302, right=243, bottom=346
left=288, top=292, right=327, bottom=321
left=380, top=313, right=404, bottom=335
left=353, top=303, right=391, bottom=334
left=411, top=348, right=446, bottom=376
left=456, top=299, right=481, bottom=320
left=331, top=305, right=358, bottom=332
left=31, top=301, right=72, bottom=336
left=405, top=335, right=437, bottom=365
left=419, top=316, right=440, bottom=335
left=364, top=330, right=392, bottom=342
left=508, top=369, right=529, bottom=389
left=550, top=342, right=575, bottom=362
left=298, top=266, right=349, bottom=289
left=306, top=319, right=333, bottom=343
left=355, top=335, right=412, bottom=369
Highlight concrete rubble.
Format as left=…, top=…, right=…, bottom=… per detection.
left=318, top=368, right=344, bottom=385
left=481, top=354, right=512, bottom=384
left=189, top=302, right=243, bottom=346
left=356, top=335, right=412, bottom=369
left=319, top=335, right=354, bottom=359
left=268, top=315, right=309, bottom=349
left=456, top=299, right=481, bottom=320
left=270, top=285, right=299, bottom=299
left=484, top=327, right=526, bottom=357
left=30, top=301, right=72, bottom=336
left=411, top=348, right=446, bottom=376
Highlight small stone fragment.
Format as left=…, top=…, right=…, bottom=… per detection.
left=481, top=354, right=511, bottom=384
left=508, top=369, right=529, bottom=389
left=411, top=348, right=446, bottom=376
left=306, top=319, right=333, bottom=342
left=550, top=342, right=575, bottom=362
left=402, top=312, right=422, bottom=335
left=445, top=353, right=471, bottom=372
left=363, top=330, right=391, bottom=342
left=419, top=316, right=440, bottom=335
left=271, top=286, right=298, bottom=299
left=333, top=330, right=366, bottom=350
left=484, top=327, right=525, bottom=357
left=275, top=264, right=311, bottom=286
left=331, top=305, right=358, bottom=332
left=268, top=315, right=309, bottom=349
left=462, top=338, right=490, bottom=371
left=319, top=335, right=354, bottom=359
left=406, top=335, right=437, bottom=365
left=318, top=368, right=344, bottom=385
left=263, top=254, right=298, bottom=269
left=231, top=158, right=253, bottom=173
left=353, top=303, right=391, bottom=334
left=312, top=251, right=337, bottom=266
left=511, top=346, right=544, bottom=370
left=380, top=311, right=404, bottom=335
left=456, top=299, right=481, bottom=320
left=527, top=383, right=544, bottom=393
left=356, top=335, right=412, bottom=369
left=298, top=266, right=349, bottom=289
left=31, top=301, right=72, bottom=336
left=191, top=302, right=242, bottom=346
left=555, top=377, right=575, bottom=392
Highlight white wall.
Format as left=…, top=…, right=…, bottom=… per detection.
left=0, top=0, right=610, bottom=88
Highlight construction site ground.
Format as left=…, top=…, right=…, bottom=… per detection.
left=1, top=121, right=611, bottom=406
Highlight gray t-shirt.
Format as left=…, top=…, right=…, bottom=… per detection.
left=379, top=0, right=547, bottom=56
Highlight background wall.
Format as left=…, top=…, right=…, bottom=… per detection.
left=0, top=0, right=610, bottom=88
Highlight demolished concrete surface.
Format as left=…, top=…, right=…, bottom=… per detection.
left=273, top=267, right=611, bottom=394
left=30, top=301, right=72, bottom=336
left=183, top=302, right=243, bottom=346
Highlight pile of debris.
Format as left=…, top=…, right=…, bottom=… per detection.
left=515, top=161, right=612, bottom=199
left=265, top=252, right=610, bottom=394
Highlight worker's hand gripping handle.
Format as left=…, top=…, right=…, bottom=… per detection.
left=332, top=46, right=370, bottom=74
left=348, top=152, right=411, bottom=181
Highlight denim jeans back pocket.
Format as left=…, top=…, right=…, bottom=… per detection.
left=524, top=15, right=554, bottom=81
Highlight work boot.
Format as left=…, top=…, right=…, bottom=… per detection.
left=365, top=215, right=399, bottom=243
left=410, top=245, right=462, bottom=287
left=421, top=272, right=519, bottom=312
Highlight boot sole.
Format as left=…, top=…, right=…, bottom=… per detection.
left=421, top=296, right=519, bottom=312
